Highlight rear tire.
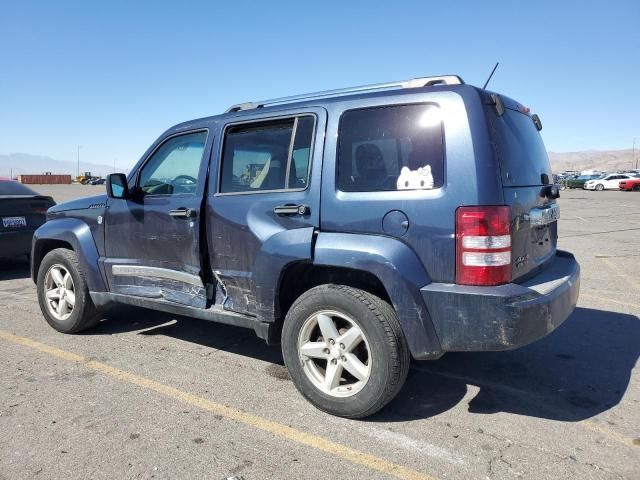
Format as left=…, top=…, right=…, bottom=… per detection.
left=37, top=248, right=101, bottom=333
left=595, top=184, right=604, bottom=191
left=633, top=185, right=640, bottom=192
left=281, top=284, right=410, bottom=418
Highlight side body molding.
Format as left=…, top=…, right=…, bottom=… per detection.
left=31, top=218, right=106, bottom=292
left=313, top=232, right=443, bottom=360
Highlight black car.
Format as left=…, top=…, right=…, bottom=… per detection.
left=0, top=179, right=55, bottom=260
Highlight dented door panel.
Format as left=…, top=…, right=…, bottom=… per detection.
left=104, top=129, right=212, bottom=307
left=207, top=108, right=326, bottom=318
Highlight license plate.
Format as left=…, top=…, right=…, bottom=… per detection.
left=2, top=216, right=27, bottom=228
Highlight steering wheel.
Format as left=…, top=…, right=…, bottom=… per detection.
left=172, top=175, right=197, bottom=185
left=170, top=175, right=198, bottom=194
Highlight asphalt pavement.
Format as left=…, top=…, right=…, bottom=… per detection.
left=0, top=185, right=638, bottom=479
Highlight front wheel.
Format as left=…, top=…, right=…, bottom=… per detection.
left=37, top=248, right=101, bottom=333
left=595, top=184, right=605, bottom=191
left=281, top=284, right=410, bottom=418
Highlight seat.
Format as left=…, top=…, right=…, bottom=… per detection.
left=353, top=143, right=387, bottom=189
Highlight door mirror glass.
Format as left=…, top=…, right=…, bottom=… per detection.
left=107, top=173, right=129, bottom=199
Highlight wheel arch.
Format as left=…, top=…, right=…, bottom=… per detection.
left=279, top=232, right=443, bottom=359
left=31, top=218, right=106, bottom=292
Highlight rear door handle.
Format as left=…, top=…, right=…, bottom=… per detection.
left=169, top=208, right=195, bottom=218
left=273, top=204, right=309, bottom=216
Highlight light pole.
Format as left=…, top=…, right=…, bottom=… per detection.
left=633, top=137, right=637, bottom=170
left=77, top=145, right=82, bottom=178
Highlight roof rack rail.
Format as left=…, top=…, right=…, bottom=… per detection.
left=225, top=75, right=464, bottom=113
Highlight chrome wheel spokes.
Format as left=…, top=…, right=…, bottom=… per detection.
left=297, top=310, right=371, bottom=397
left=44, top=265, right=75, bottom=321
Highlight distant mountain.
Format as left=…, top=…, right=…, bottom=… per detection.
left=2, top=149, right=637, bottom=180
left=549, top=149, right=638, bottom=173
left=0, top=153, right=117, bottom=178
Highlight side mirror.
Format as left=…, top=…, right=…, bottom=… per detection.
left=106, top=173, right=129, bottom=199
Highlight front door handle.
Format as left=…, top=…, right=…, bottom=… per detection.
left=273, top=204, right=309, bottom=216
left=169, top=208, right=195, bottom=218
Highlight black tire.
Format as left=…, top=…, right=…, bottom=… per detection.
left=37, top=248, right=101, bottom=333
left=595, top=184, right=604, bottom=191
left=633, top=185, right=640, bottom=192
left=281, top=284, right=410, bottom=418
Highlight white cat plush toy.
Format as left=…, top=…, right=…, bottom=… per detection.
left=396, top=165, right=434, bottom=190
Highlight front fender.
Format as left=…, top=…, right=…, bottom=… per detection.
left=31, top=218, right=106, bottom=292
left=314, top=232, right=442, bottom=359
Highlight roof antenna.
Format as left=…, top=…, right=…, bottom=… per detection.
left=482, top=62, right=500, bottom=90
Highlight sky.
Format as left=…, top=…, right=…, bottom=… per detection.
left=0, top=0, right=638, bottom=171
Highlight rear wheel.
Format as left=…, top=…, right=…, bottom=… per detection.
left=281, top=284, right=410, bottom=418
left=37, top=248, right=101, bottom=333
left=633, top=185, right=640, bottom=192
left=595, top=184, right=605, bottom=191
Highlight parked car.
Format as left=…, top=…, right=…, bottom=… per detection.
left=563, top=174, right=601, bottom=189
left=31, top=75, right=580, bottom=418
left=0, top=178, right=55, bottom=260
left=585, top=173, right=637, bottom=190
left=90, top=178, right=106, bottom=185
left=619, top=177, right=640, bottom=191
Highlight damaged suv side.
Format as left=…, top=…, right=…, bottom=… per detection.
left=32, top=75, right=580, bottom=418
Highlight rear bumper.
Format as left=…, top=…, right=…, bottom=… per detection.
left=420, top=251, right=580, bottom=352
left=0, top=229, right=35, bottom=258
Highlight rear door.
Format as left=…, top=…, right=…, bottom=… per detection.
left=607, top=175, right=627, bottom=189
left=207, top=109, right=324, bottom=316
left=104, top=130, right=211, bottom=307
left=485, top=98, right=557, bottom=281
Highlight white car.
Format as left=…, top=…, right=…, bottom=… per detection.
left=584, top=174, right=637, bottom=191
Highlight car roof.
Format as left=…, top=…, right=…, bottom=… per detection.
left=167, top=76, right=493, bottom=131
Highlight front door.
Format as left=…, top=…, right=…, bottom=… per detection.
left=104, top=129, right=211, bottom=308
left=207, top=110, right=325, bottom=316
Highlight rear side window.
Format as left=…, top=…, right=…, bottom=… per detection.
left=0, top=181, right=37, bottom=195
left=337, top=105, right=444, bottom=192
left=219, top=115, right=315, bottom=194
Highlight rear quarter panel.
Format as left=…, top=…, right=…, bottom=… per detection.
left=320, top=86, right=503, bottom=283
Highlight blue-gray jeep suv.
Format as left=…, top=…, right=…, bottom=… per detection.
left=31, top=75, right=580, bottom=418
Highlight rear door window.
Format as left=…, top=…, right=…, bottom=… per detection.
left=219, top=115, right=315, bottom=194
left=337, top=105, right=444, bottom=192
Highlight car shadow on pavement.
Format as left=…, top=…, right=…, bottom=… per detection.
left=377, top=307, right=640, bottom=422
left=84, top=305, right=638, bottom=423
left=0, top=258, right=31, bottom=281
left=87, top=305, right=284, bottom=365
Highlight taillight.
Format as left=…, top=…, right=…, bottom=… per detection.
left=456, top=206, right=511, bottom=286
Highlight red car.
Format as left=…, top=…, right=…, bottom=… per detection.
left=619, top=177, right=640, bottom=191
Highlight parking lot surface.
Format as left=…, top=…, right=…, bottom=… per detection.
left=1, top=186, right=639, bottom=479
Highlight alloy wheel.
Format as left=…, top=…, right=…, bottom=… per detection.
left=44, top=264, right=76, bottom=321
left=297, top=310, right=371, bottom=397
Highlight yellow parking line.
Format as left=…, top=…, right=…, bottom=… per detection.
left=579, top=293, right=640, bottom=310
left=0, top=329, right=435, bottom=480
left=600, top=258, right=640, bottom=292
left=580, top=420, right=639, bottom=448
